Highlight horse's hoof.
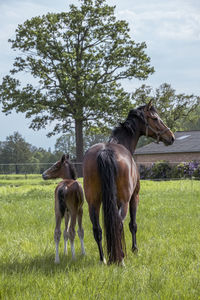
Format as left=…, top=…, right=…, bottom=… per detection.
left=55, top=259, right=60, bottom=264
left=100, top=257, right=107, bottom=265
left=132, top=247, right=138, bottom=253
left=120, top=259, right=126, bottom=267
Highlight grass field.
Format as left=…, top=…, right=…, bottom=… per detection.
left=0, top=175, right=200, bottom=299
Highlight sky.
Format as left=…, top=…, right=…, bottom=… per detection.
left=0, top=0, right=200, bottom=150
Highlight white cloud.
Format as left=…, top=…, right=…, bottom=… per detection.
left=117, top=2, right=200, bottom=42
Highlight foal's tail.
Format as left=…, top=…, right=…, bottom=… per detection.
left=97, top=148, right=124, bottom=264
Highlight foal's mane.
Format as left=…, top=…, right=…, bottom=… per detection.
left=66, top=159, right=77, bottom=180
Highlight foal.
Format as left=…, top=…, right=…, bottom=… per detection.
left=42, top=154, right=85, bottom=263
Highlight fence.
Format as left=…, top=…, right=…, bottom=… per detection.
left=0, top=160, right=199, bottom=180
left=0, top=162, right=83, bottom=176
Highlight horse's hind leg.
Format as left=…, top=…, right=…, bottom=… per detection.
left=129, top=192, right=139, bottom=252
left=54, top=215, right=62, bottom=264
left=68, top=213, right=76, bottom=259
left=63, top=211, right=70, bottom=255
left=89, top=204, right=106, bottom=264
left=77, top=207, right=85, bottom=255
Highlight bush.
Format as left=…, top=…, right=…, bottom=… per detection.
left=138, top=160, right=200, bottom=180
left=139, top=164, right=151, bottom=179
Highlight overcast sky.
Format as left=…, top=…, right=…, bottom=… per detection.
left=0, top=0, right=200, bottom=150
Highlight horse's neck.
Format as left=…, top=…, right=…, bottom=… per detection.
left=62, top=168, right=73, bottom=180
left=112, top=119, right=142, bottom=154
left=115, top=132, right=140, bottom=154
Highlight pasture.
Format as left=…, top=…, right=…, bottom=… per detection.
left=0, top=175, right=199, bottom=299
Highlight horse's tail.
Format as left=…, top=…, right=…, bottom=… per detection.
left=97, top=148, right=124, bottom=264
left=57, top=187, right=66, bottom=218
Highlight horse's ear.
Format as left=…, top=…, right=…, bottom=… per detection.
left=66, top=153, right=70, bottom=160
left=61, top=154, right=66, bottom=163
left=147, top=99, right=153, bottom=110
left=144, top=99, right=153, bottom=112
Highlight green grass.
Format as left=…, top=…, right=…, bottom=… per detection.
left=0, top=176, right=200, bottom=299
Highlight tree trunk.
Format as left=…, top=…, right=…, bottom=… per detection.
left=75, top=119, right=84, bottom=177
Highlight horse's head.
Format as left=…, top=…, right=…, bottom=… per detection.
left=141, top=100, right=175, bottom=145
left=42, top=154, right=77, bottom=180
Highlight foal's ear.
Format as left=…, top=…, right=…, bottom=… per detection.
left=61, top=154, right=66, bottom=163
left=66, top=153, right=70, bottom=160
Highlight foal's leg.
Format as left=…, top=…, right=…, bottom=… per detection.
left=68, top=212, right=76, bottom=259
left=63, top=211, right=70, bottom=255
left=77, top=207, right=85, bottom=255
left=54, top=215, right=62, bottom=264
left=89, top=204, right=106, bottom=264
left=129, top=193, right=139, bottom=252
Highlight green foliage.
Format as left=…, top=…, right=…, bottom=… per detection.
left=179, top=106, right=200, bottom=131
left=139, top=160, right=200, bottom=179
left=150, top=160, right=172, bottom=179
left=0, top=132, right=33, bottom=174
left=132, top=83, right=200, bottom=132
left=0, top=178, right=200, bottom=299
left=54, top=131, right=108, bottom=156
left=0, top=132, right=63, bottom=174
left=0, top=0, right=154, bottom=160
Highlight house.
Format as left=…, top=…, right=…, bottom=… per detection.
left=134, top=131, right=200, bottom=166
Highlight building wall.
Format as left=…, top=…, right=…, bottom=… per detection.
left=134, top=152, right=200, bottom=166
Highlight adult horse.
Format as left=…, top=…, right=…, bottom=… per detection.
left=42, top=154, right=85, bottom=263
left=83, top=101, right=175, bottom=264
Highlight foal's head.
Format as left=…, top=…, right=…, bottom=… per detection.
left=138, top=100, right=175, bottom=145
left=42, top=154, right=77, bottom=180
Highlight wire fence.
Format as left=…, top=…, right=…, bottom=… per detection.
left=0, top=160, right=199, bottom=180
left=0, top=162, right=83, bottom=175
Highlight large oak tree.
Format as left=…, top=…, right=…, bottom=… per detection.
left=0, top=0, right=154, bottom=166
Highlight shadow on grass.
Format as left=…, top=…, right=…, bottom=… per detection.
left=0, top=253, right=96, bottom=276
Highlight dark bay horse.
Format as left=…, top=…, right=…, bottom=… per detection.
left=42, top=154, right=85, bottom=263
left=83, top=101, right=175, bottom=264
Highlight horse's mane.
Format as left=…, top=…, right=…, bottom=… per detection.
left=111, top=105, right=157, bottom=138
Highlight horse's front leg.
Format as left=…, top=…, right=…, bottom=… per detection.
left=63, top=210, right=70, bottom=255
left=129, top=192, right=139, bottom=252
left=89, top=204, right=106, bottom=264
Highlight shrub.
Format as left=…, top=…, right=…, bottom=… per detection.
left=149, top=160, right=172, bottom=179
left=138, top=160, right=200, bottom=180
left=139, top=164, right=151, bottom=179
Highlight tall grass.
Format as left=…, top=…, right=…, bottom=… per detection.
left=0, top=176, right=199, bottom=299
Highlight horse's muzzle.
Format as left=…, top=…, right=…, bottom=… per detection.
left=42, top=173, right=48, bottom=180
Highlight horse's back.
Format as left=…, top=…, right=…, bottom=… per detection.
left=83, top=142, right=138, bottom=204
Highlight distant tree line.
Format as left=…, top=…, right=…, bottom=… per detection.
left=0, top=131, right=107, bottom=174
